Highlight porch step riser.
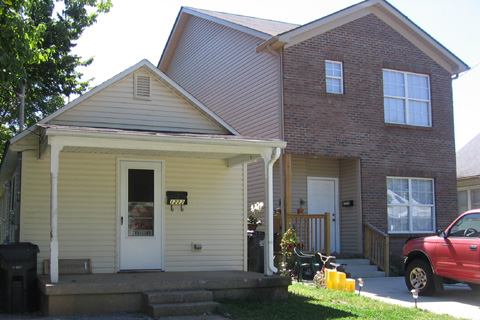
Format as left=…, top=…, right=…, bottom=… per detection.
left=148, top=301, right=220, bottom=318
left=143, top=290, right=218, bottom=318
left=144, top=290, right=213, bottom=304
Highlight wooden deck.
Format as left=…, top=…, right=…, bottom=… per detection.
left=37, top=271, right=291, bottom=316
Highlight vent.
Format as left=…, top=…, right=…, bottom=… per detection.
left=134, top=74, right=151, bottom=100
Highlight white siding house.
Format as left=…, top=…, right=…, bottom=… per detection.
left=0, top=60, right=286, bottom=283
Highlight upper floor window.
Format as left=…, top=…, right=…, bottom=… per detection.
left=326, top=60, right=343, bottom=94
left=387, top=177, right=435, bottom=233
left=383, top=70, right=431, bottom=127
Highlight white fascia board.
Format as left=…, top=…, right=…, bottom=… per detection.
left=275, top=0, right=468, bottom=75
left=44, top=128, right=286, bottom=154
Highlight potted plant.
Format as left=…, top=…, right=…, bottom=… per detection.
left=297, top=198, right=305, bottom=214
left=247, top=201, right=263, bottom=231
left=280, top=228, right=298, bottom=255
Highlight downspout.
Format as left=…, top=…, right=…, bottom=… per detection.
left=266, top=45, right=286, bottom=234
left=264, top=147, right=281, bottom=275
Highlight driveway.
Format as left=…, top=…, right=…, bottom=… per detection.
left=360, top=277, right=480, bottom=319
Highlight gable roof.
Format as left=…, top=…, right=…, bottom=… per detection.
left=457, top=133, right=480, bottom=179
left=183, top=7, right=299, bottom=37
left=159, top=0, right=468, bottom=76
left=11, top=59, right=238, bottom=146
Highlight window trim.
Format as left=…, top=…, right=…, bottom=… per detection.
left=387, top=176, right=436, bottom=234
left=458, top=187, right=480, bottom=213
left=383, top=69, right=431, bottom=127
left=325, top=60, right=344, bottom=94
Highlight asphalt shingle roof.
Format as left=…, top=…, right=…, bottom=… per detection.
left=186, top=7, right=299, bottom=36
left=457, top=133, right=480, bottom=179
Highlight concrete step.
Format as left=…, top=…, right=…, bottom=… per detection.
left=147, top=301, right=220, bottom=318
left=143, top=290, right=219, bottom=318
left=333, top=259, right=386, bottom=278
left=143, top=290, right=213, bottom=304
left=334, top=259, right=371, bottom=266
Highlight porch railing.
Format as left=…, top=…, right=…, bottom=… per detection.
left=274, top=213, right=331, bottom=255
left=364, top=222, right=389, bottom=277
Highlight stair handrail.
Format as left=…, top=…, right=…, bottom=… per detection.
left=363, top=222, right=389, bottom=277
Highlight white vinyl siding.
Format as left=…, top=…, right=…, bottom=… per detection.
left=165, top=16, right=281, bottom=139
left=325, top=60, right=343, bottom=94
left=383, top=69, right=431, bottom=127
left=50, top=68, right=228, bottom=135
left=20, top=151, right=246, bottom=274
left=339, top=159, right=362, bottom=254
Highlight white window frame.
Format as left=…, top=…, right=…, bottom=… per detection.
left=458, top=187, right=480, bottom=214
left=387, top=177, right=436, bottom=234
left=325, top=60, right=343, bottom=94
left=383, top=69, right=431, bottom=127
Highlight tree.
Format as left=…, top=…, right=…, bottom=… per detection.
left=0, top=0, right=112, bottom=160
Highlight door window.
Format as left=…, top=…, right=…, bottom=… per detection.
left=128, top=169, right=154, bottom=237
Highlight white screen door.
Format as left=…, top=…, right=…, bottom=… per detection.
left=119, top=160, right=163, bottom=270
left=307, top=177, right=340, bottom=253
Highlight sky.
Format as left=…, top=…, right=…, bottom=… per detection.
left=71, top=0, right=480, bottom=151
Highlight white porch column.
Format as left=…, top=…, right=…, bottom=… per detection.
left=49, top=142, right=62, bottom=284
left=263, top=147, right=281, bottom=276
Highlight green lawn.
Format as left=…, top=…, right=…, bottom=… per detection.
left=218, top=283, right=463, bottom=320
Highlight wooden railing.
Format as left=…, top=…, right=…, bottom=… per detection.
left=364, top=222, right=389, bottom=277
left=274, top=213, right=331, bottom=255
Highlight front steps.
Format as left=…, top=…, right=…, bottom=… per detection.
left=334, top=259, right=386, bottom=278
left=143, top=289, right=219, bottom=318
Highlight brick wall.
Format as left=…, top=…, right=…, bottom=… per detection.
left=283, top=14, right=458, bottom=266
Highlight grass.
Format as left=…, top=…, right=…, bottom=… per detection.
left=217, top=283, right=462, bottom=320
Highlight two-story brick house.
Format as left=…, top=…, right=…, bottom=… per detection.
left=158, top=0, right=468, bottom=269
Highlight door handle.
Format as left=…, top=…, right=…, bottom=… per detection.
left=470, top=245, right=477, bottom=251
left=121, top=217, right=123, bottom=225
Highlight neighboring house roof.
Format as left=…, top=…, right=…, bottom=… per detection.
left=457, top=133, right=480, bottom=179
left=159, top=0, right=468, bottom=76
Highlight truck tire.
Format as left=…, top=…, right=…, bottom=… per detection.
left=405, top=259, right=435, bottom=296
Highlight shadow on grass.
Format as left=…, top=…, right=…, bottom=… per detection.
left=218, top=291, right=356, bottom=320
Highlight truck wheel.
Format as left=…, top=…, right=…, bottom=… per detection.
left=405, top=259, right=435, bottom=296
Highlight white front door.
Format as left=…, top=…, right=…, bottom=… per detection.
left=119, top=160, right=163, bottom=270
left=307, top=177, right=340, bottom=253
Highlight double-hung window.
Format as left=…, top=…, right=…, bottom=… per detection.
left=383, top=69, right=431, bottom=126
left=387, top=177, right=435, bottom=233
left=326, top=60, right=343, bottom=94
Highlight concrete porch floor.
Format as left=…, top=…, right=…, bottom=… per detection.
left=37, top=271, right=291, bottom=316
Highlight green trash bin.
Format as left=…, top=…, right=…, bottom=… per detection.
left=0, top=242, right=39, bottom=313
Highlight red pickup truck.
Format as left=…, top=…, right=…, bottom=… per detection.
left=403, top=209, right=480, bottom=295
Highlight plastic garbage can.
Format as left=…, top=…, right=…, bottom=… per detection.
left=0, top=242, right=39, bottom=313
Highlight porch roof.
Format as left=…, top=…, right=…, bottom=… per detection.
left=36, top=124, right=286, bottom=166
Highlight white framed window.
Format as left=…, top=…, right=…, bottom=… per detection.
left=383, top=69, right=431, bottom=126
left=387, top=177, right=435, bottom=233
left=458, top=188, right=480, bottom=215
left=326, top=60, right=343, bottom=94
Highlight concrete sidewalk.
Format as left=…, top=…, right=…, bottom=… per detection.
left=360, top=277, right=480, bottom=319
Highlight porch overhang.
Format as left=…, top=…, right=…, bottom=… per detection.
left=33, top=125, right=286, bottom=283
left=38, top=124, right=285, bottom=167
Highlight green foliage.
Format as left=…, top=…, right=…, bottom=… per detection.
left=218, top=283, right=459, bottom=320
left=0, top=0, right=112, bottom=159
left=280, top=228, right=298, bottom=256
